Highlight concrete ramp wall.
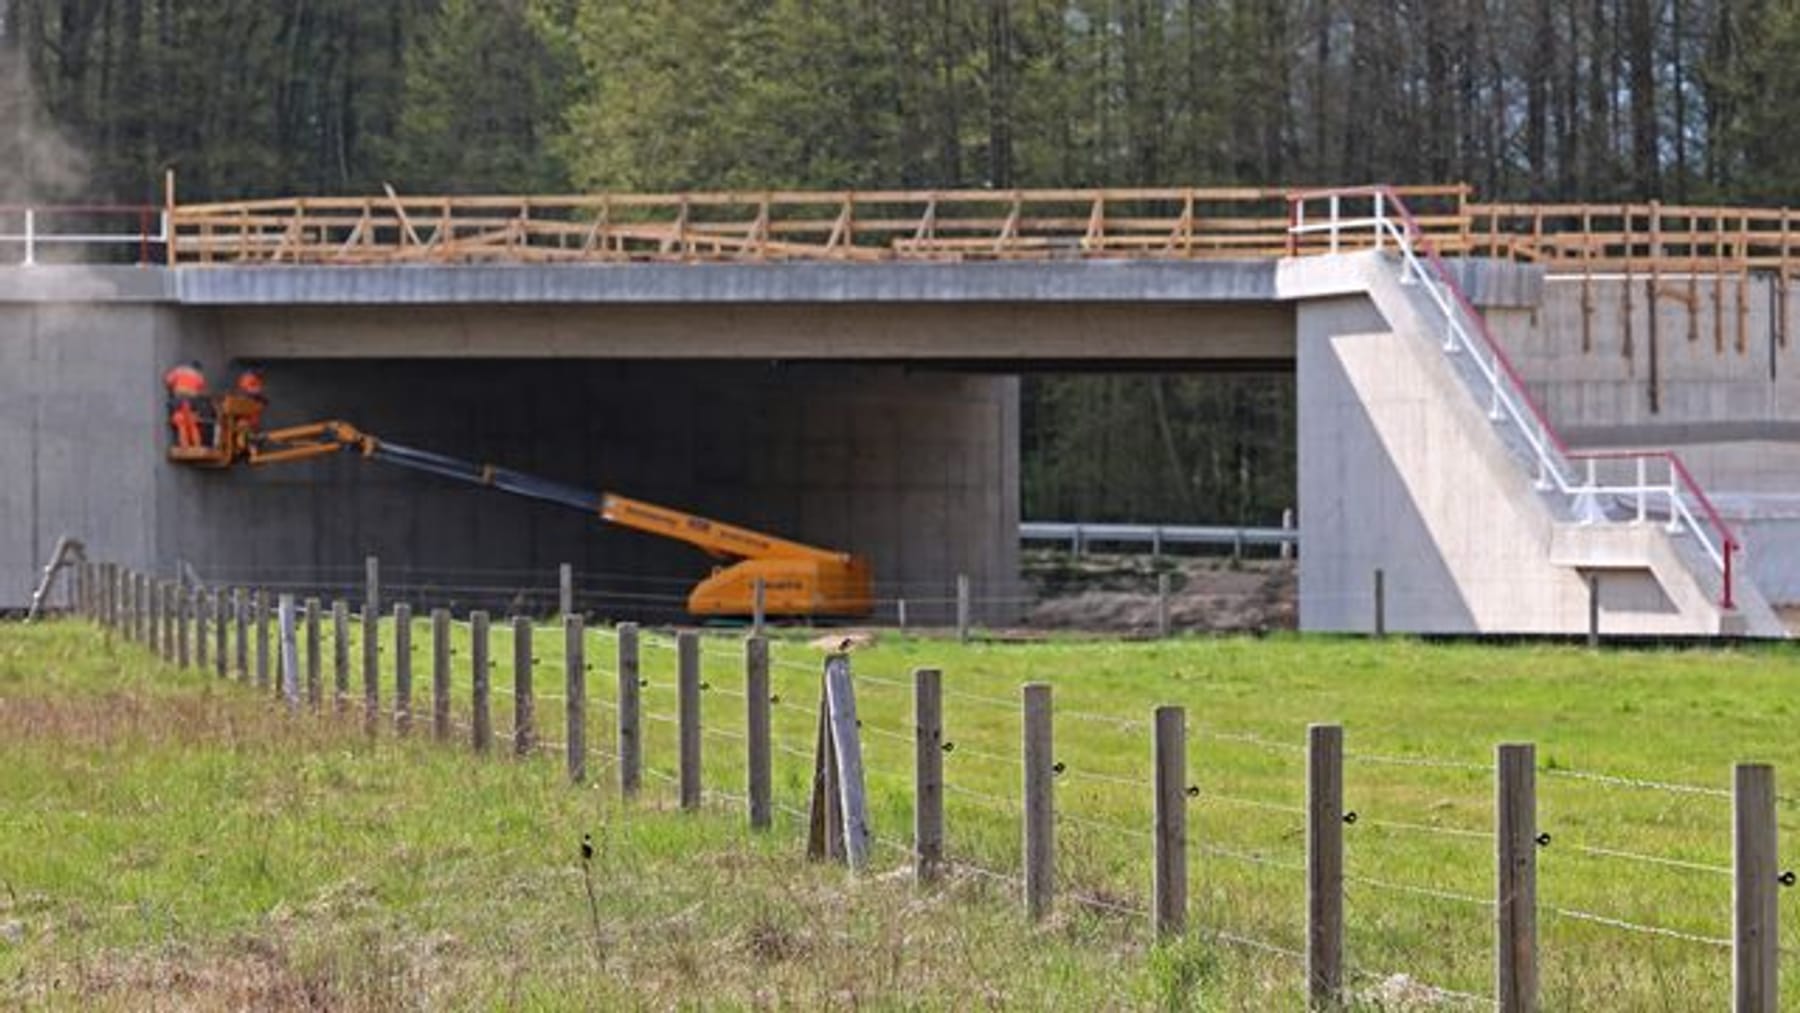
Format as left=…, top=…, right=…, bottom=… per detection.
left=1285, top=253, right=1782, bottom=637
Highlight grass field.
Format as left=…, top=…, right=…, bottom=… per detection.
left=6, top=618, right=1800, bottom=1008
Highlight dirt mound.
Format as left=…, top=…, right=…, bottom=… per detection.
left=1020, top=552, right=1295, bottom=635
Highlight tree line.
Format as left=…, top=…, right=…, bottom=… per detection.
left=7, top=0, right=1796, bottom=527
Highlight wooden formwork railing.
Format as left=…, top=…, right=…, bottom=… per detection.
left=163, top=184, right=1475, bottom=265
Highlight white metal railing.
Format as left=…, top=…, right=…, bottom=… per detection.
left=0, top=205, right=167, bottom=266
left=1287, top=186, right=1740, bottom=609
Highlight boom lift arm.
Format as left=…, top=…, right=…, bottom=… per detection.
left=175, top=404, right=871, bottom=618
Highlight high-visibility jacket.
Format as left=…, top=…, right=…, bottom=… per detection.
left=164, top=364, right=207, bottom=397
left=234, top=370, right=265, bottom=397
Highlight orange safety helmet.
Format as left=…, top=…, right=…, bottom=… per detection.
left=164, top=360, right=207, bottom=396
left=234, top=368, right=266, bottom=397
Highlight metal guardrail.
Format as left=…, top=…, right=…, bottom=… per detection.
left=1288, top=186, right=1739, bottom=609
left=0, top=205, right=165, bottom=266
left=1020, top=521, right=1296, bottom=555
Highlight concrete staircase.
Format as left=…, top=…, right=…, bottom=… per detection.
left=1281, top=250, right=1784, bottom=637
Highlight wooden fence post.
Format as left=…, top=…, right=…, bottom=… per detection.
left=362, top=600, right=379, bottom=736
left=746, top=635, right=771, bottom=829
left=1308, top=724, right=1345, bottom=1007
left=1153, top=705, right=1187, bottom=938
left=956, top=573, right=971, bottom=643
left=1735, top=763, right=1778, bottom=1012
left=1373, top=569, right=1386, bottom=637
left=394, top=603, right=412, bottom=735
left=566, top=615, right=585, bottom=783
left=752, top=577, right=766, bottom=637
left=1023, top=682, right=1054, bottom=920
left=1587, top=573, right=1601, bottom=648
left=331, top=599, right=350, bottom=716
left=470, top=611, right=491, bottom=754
left=234, top=588, right=249, bottom=681
left=559, top=562, right=574, bottom=619
left=147, top=579, right=161, bottom=657
left=194, top=588, right=209, bottom=671
left=678, top=631, right=701, bottom=809
left=278, top=594, right=299, bottom=711
left=213, top=589, right=227, bottom=679
left=824, top=653, right=871, bottom=871
left=304, top=598, right=321, bottom=708
left=618, top=622, right=641, bottom=797
left=254, top=589, right=270, bottom=690
left=914, top=668, right=944, bottom=884
left=513, top=615, right=535, bottom=756
left=138, top=574, right=150, bottom=644
left=176, top=587, right=191, bottom=668
left=1496, top=743, right=1538, bottom=1013
left=431, top=609, right=451, bottom=740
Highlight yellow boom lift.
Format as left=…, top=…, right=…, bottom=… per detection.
left=169, top=394, right=873, bottom=618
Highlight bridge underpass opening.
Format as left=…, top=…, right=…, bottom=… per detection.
left=161, top=359, right=1018, bottom=624
left=1018, top=367, right=1297, bottom=631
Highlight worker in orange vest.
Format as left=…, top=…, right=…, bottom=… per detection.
left=162, top=360, right=208, bottom=449
left=233, top=367, right=268, bottom=432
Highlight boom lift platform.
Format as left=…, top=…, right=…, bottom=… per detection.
left=168, top=395, right=873, bottom=618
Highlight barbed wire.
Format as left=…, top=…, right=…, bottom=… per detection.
left=1345, top=874, right=1492, bottom=909
left=1559, top=842, right=1733, bottom=877
left=1194, top=841, right=1308, bottom=874
left=1544, top=905, right=1732, bottom=948
left=1346, top=751, right=1493, bottom=773
left=1540, top=767, right=1731, bottom=799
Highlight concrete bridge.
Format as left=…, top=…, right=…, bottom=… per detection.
left=3, top=186, right=1794, bottom=635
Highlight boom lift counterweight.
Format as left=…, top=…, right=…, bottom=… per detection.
left=168, top=396, right=873, bottom=619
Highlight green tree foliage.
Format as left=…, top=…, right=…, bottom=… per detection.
left=391, top=0, right=573, bottom=192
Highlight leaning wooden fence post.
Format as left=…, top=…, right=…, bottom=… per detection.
left=431, top=609, right=451, bottom=740
left=1153, top=705, right=1188, bottom=938
left=513, top=615, right=535, bottom=756
left=331, top=599, right=350, bottom=716
left=1308, top=724, right=1345, bottom=1007
left=1734, top=763, right=1779, bottom=1012
left=566, top=615, right=586, bottom=783
left=278, top=594, right=299, bottom=711
left=470, top=611, right=492, bottom=753
left=677, top=631, right=702, bottom=810
left=824, top=652, right=871, bottom=871
left=394, top=603, right=413, bottom=735
left=1496, top=743, right=1539, bottom=1013
left=304, top=598, right=321, bottom=708
left=618, top=622, right=641, bottom=797
left=745, top=635, right=772, bottom=828
left=914, top=668, right=944, bottom=884
left=254, top=589, right=270, bottom=691
left=1023, top=682, right=1055, bottom=920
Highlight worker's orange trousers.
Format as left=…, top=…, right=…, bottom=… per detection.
left=170, top=402, right=202, bottom=449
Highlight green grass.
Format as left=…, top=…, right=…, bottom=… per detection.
left=8, top=619, right=1800, bottom=1008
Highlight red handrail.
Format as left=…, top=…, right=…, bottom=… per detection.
left=1288, top=185, right=1741, bottom=609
